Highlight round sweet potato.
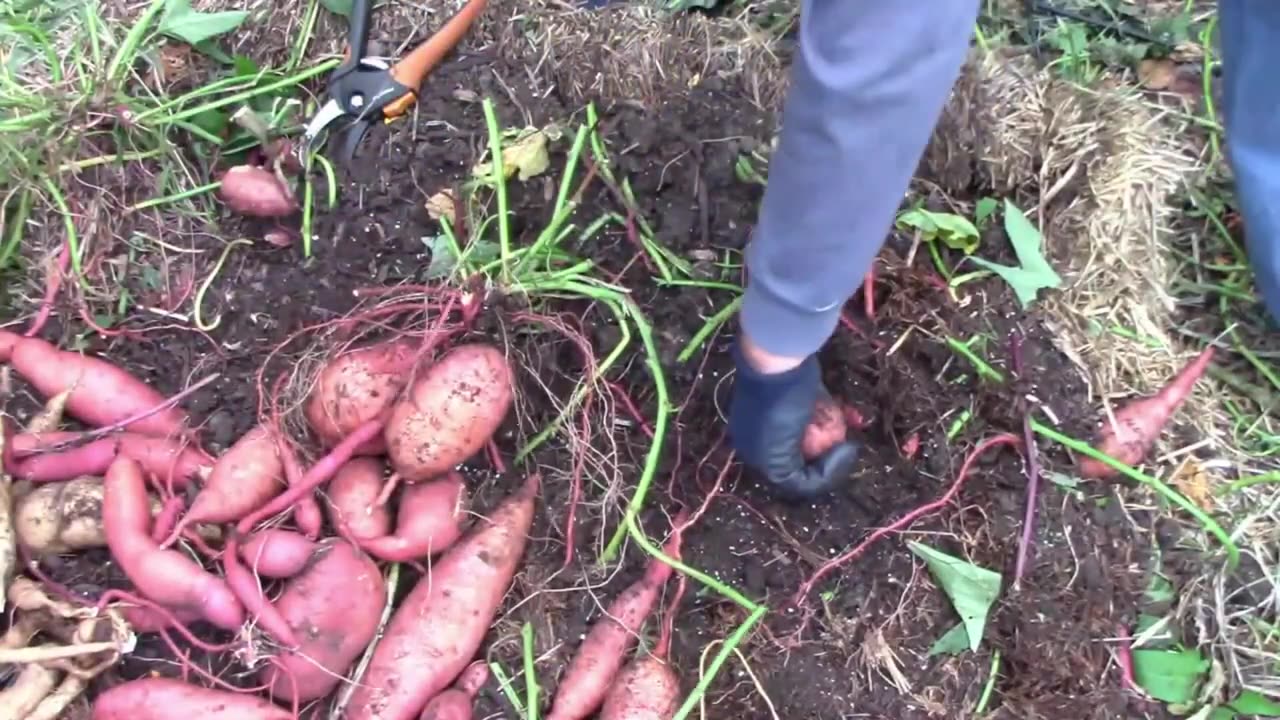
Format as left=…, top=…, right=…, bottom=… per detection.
left=305, top=339, right=416, bottom=456
left=325, top=457, right=393, bottom=541
left=385, top=343, right=513, bottom=481
left=217, top=165, right=297, bottom=218
left=801, top=395, right=847, bottom=460
left=259, top=539, right=387, bottom=703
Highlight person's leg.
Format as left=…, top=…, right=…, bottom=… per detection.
left=739, top=0, right=981, bottom=362
left=1219, top=0, right=1280, bottom=322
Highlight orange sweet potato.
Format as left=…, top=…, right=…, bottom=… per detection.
left=361, top=471, right=468, bottom=562
left=306, top=339, right=416, bottom=456
left=326, top=457, right=393, bottom=541
left=385, top=343, right=513, bottom=482
left=345, top=474, right=539, bottom=720
left=91, top=677, right=291, bottom=720
left=259, top=538, right=387, bottom=703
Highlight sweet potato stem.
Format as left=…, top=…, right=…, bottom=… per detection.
left=522, top=621, right=540, bottom=720
left=793, top=433, right=1022, bottom=607
left=1010, top=330, right=1041, bottom=589
left=1029, top=419, right=1239, bottom=567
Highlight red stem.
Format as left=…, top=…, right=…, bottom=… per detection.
left=792, top=433, right=1022, bottom=606
left=24, top=242, right=70, bottom=338
left=560, top=410, right=590, bottom=570
left=862, top=267, right=876, bottom=320
left=1010, top=330, right=1042, bottom=588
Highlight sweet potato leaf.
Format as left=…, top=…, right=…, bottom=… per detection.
left=159, top=0, right=247, bottom=46
left=1227, top=690, right=1280, bottom=716
left=896, top=208, right=981, bottom=254
left=1132, top=648, right=1208, bottom=705
left=927, top=622, right=971, bottom=657
left=968, top=200, right=1062, bottom=308
left=908, top=542, right=1001, bottom=652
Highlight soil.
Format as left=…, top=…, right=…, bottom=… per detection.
left=0, top=11, right=1187, bottom=720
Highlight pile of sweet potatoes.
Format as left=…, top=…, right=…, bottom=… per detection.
left=0, top=329, right=563, bottom=719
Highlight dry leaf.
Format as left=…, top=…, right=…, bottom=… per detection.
left=1138, top=58, right=1177, bottom=91
left=425, top=189, right=456, bottom=224
left=473, top=129, right=550, bottom=182
left=1170, top=457, right=1214, bottom=511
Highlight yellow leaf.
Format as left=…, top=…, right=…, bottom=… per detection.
left=473, top=128, right=550, bottom=181
left=425, top=189, right=456, bottom=223
left=1170, top=457, right=1215, bottom=512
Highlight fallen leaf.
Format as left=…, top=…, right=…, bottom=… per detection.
left=1132, top=648, right=1208, bottom=705
left=1170, top=457, right=1214, bottom=512
left=425, top=189, right=457, bottom=224
left=1139, top=57, right=1177, bottom=90
left=473, top=128, right=550, bottom=182
left=907, top=542, right=1002, bottom=652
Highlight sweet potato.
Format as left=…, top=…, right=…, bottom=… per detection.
left=418, top=662, right=488, bottom=720
left=385, top=343, right=513, bottom=482
left=0, top=427, right=12, bottom=610
left=259, top=538, right=386, bottom=703
left=278, top=438, right=322, bottom=537
left=15, top=476, right=109, bottom=556
left=103, top=457, right=243, bottom=631
left=1079, top=346, right=1215, bottom=479
left=180, top=425, right=284, bottom=527
left=598, top=655, right=681, bottom=720
left=802, top=394, right=847, bottom=461
left=0, top=328, right=17, bottom=362
left=326, top=457, right=393, bottom=541
left=306, top=339, right=416, bottom=456
left=9, top=431, right=211, bottom=485
left=362, top=471, right=468, bottom=562
left=17, top=476, right=218, bottom=557
left=8, top=337, right=188, bottom=437
left=91, top=677, right=292, bottom=720
left=217, top=164, right=298, bottom=218
left=345, top=473, right=540, bottom=720
left=240, top=528, right=318, bottom=578
left=547, top=538, right=680, bottom=720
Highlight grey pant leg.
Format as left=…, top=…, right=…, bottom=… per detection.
left=740, top=1, right=980, bottom=358
left=1219, top=0, right=1280, bottom=322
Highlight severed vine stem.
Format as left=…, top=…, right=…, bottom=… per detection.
left=1010, top=330, right=1041, bottom=588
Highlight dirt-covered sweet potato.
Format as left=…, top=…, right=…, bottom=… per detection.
left=362, top=472, right=468, bottom=562
left=259, top=539, right=387, bottom=703
left=181, top=425, right=284, bottom=526
left=385, top=343, right=513, bottom=481
left=306, top=339, right=416, bottom=456
left=801, top=395, right=847, bottom=461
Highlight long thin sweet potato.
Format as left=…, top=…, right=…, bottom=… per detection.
left=1079, top=346, right=1215, bottom=479
left=9, top=337, right=188, bottom=437
left=91, top=677, right=292, bottom=720
left=344, top=473, right=540, bottom=720
left=546, top=531, right=682, bottom=720
left=103, top=457, right=244, bottom=631
left=9, top=431, right=211, bottom=485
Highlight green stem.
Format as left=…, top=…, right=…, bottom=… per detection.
left=489, top=662, right=525, bottom=715
left=40, top=178, right=86, bottom=290
left=106, top=0, right=165, bottom=85
left=481, top=98, right=512, bottom=285
left=670, top=607, right=767, bottom=720
left=128, top=181, right=221, bottom=213
left=138, top=59, right=340, bottom=124
left=946, top=336, right=1005, bottom=383
left=1218, top=472, right=1280, bottom=496
left=677, top=296, right=742, bottom=363
left=1029, top=419, right=1239, bottom=567
left=193, top=239, right=252, bottom=331
left=975, top=650, right=1001, bottom=715
left=522, top=622, right=539, bottom=720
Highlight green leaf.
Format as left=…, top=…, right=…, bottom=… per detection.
left=907, top=542, right=1002, bottom=652
left=974, top=197, right=998, bottom=226
left=896, top=208, right=981, bottom=254
left=232, top=54, right=259, bottom=76
left=968, top=200, right=1062, bottom=308
left=1132, top=648, right=1209, bottom=704
left=927, top=622, right=971, bottom=657
left=1211, top=708, right=1236, bottom=720
left=1228, top=690, right=1280, bottom=716
left=159, top=0, right=248, bottom=46
left=320, top=0, right=354, bottom=16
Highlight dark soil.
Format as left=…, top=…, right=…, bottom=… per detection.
left=0, top=13, right=1185, bottom=720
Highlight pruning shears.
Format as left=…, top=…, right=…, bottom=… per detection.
left=302, top=0, right=489, bottom=160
